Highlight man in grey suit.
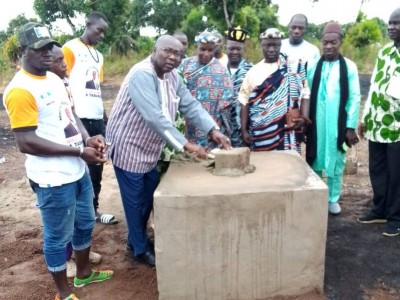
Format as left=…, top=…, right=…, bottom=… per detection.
left=106, top=35, right=232, bottom=267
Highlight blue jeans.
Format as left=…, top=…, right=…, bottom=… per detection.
left=32, top=172, right=95, bottom=272
left=113, top=166, right=159, bottom=256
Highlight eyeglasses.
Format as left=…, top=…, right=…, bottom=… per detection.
left=160, top=47, right=182, bottom=58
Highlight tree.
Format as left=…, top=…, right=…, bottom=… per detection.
left=181, top=6, right=209, bottom=43
left=2, top=35, right=20, bottom=68
left=131, top=0, right=190, bottom=35
left=232, top=4, right=279, bottom=37
left=344, top=19, right=382, bottom=48
left=86, top=0, right=134, bottom=50
left=6, top=14, right=40, bottom=37
left=33, top=0, right=87, bottom=35
left=203, top=0, right=272, bottom=28
left=0, top=14, right=40, bottom=65
left=371, top=17, right=388, bottom=39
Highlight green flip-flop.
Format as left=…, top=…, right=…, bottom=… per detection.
left=74, top=270, right=113, bottom=288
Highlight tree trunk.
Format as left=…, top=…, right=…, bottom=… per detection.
left=65, top=15, right=77, bottom=35
left=229, top=0, right=238, bottom=26
left=222, top=0, right=231, bottom=28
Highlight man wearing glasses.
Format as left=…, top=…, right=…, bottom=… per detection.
left=105, top=35, right=232, bottom=267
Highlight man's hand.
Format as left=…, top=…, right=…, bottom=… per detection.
left=210, top=129, right=232, bottom=150
left=345, top=128, right=359, bottom=147
left=286, top=118, right=305, bottom=130
left=241, top=130, right=251, bottom=146
left=81, top=147, right=108, bottom=164
left=86, top=135, right=106, bottom=153
left=184, top=142, right=208, bottom=159
left=358, top=123, right=366, bottom=140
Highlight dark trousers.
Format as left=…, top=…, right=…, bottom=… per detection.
left=80, top=118, right=105, bottom=210
left=113, top=165, right=159, bottom=255
left=369, top=140, right=400, bottom=226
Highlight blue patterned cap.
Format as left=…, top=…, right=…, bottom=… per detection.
left=259, top=28, right=284, bottom=39
left=195, top=30, right=220, bottom=44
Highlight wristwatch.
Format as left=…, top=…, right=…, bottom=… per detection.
left=207, top=126, right=220, bottom=140
left=208, top=125, right=220, bottom=136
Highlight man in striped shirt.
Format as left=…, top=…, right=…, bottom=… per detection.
left=106, top=35, right=231, bottom=267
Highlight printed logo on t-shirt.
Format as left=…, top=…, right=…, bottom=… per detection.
left=59, top=99, right=83, bottom=148
left=85, top=66, right=101, bottom=98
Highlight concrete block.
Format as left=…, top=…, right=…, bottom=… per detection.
left=154, top=150, right=328, bottom=300
left=214, top=147, right=250, bottom=170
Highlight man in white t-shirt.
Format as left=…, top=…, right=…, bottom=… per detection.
left=281, top=14, right=320, bottom=69
left=4, top=22, right=113, bottom=300
left=63, top=11, right=117, bottom=225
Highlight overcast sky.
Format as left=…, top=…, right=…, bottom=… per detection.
left=1, top=0, right=398, bottom=33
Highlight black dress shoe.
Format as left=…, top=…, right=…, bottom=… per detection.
left=135, top=251, right=156, bottom=267
left=127, top=243, right=155, bottom=255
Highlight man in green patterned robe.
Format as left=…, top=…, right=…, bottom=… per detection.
left=357, top=7, right=400, bottom=237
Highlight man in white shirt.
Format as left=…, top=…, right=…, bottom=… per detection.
left=281, top=14, right=320, bottom=69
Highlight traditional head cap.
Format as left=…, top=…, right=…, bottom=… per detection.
left=195, top=30, right=220, bottom=44
left=259, top=28, right=284, bottom=39
left=322, top=22, right=343, bottom=37
left=19, top=22, right=61, bottom=49
left=225, top=26, right=250, bottom=43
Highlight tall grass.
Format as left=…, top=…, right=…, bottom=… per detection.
left=341, top=41, right=387, bottom=73
left=104, top=51, right=148, bottom=78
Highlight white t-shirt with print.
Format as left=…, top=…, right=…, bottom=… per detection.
left=281, top=39, right=320, bottom=69
left=3, top=70, right=85, bottom=186
left=63, top=38, right=104, bottom=120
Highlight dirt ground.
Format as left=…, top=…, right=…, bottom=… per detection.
left=0, top=74, right=399, bottom=300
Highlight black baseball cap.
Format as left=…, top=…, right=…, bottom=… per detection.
left=18, top=22, right=61, bottom=49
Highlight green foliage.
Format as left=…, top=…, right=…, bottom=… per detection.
left=131, top=0, right=190, bottom=35
left=57, top=33, right=75, bottom=47
left=34, top=0, right=87, bottom=34
left=371, top=17, right=388, bottom=39
left=0, top=14, right=40, bottom=46
left=341, top=39, right=383, bottom=73
left=234, top=6, right=261, bottom=37
left=87, top=0, right=132, bottom=46
left=150, top=0, right=190, bottom=34
left=202, top=0, right=272, bottom=28
left=344, top=19, right=382, bottom=48
left=304, top=23, right=323, bottom=40
left=255, top=4, right=279, bottom=34
left=0, top=0, right=393, bottom=82
left=104, top=50, right=149, bottom=78
left=113, top=35, right=139, bottom=55
left=181, top=6, right=209, bottom=43
left=137, top=36, right=155, bottom=53
left=2, top=35, right=19, bottom=66
left=131, top=0, right=152, bottom=32
left=356, top=11, right=367, bottom=23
